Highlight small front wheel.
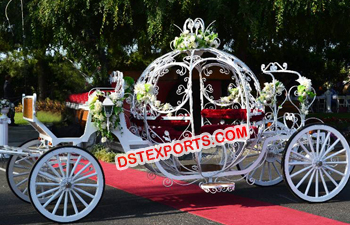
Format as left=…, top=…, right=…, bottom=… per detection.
left=28, top=146, right=105, bottom=223
left=283, top=124, right=350, bottom=202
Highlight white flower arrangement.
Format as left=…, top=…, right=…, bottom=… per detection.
left=258, top=80, right=285, bottom=106
left=220, top=87, right=240, bottom=104
left=296, top=76, right=315, bottom=115
left=0, top=99, right=14, bottom=110
left=171, top=18, right=220, bottom=50
left=135, top=82, right=173, bottom=111
left=89, top=90, right=124, bottom=143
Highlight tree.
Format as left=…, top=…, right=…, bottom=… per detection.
left=1, top=0, right=350, bottom=100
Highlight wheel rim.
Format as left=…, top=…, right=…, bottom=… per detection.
left=7, top=139, right=41, bottom=203
left=29, top=147, right=104, bottom=223
left=284, top=124, right=350, bottom=202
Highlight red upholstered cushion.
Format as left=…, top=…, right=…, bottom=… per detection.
left=66, top=90, right=117, bottom=104
left=201, top=109, right=264, bottom=122
left=200, top=124, right=258, bottom=138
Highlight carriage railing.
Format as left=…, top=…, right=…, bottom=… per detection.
left=22, top=93, right=97, bottom=146
left=261, top=62, right=321, bottom=131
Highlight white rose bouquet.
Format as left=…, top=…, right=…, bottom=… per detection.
left=0, top=99, right=13, bottom=111
left=220, top=87, right=240, bottom=104
left=89, top=90, right=124, bottom=143
left=135, top=82, right=173, bottom=112
left=258, top=80, right=285, bottom=106
left=296, top=76, right=315, bottom=115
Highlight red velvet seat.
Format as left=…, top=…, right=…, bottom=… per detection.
left=201, top=108, right=264, bottom=122
left=150, top=127, right=190, bottom=142
left=131, top=116, right=190, bottom=127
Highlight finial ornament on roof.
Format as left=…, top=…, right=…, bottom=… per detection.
left=170, top=18, right=221, bottom=51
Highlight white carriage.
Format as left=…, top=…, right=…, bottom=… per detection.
left=0, top=18, right=349, bottom=223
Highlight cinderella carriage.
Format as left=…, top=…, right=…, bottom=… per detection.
left=0, top=18, right=349, bottom=223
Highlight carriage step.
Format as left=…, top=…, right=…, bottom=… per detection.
left=200, top=182, right=235, bottom=194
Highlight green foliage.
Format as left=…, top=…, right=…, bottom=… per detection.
left=0, top=0, right=350, bottom=97
left=90, top=144, right=117, bottom=162
left=14, top=111, right=62, bottom=125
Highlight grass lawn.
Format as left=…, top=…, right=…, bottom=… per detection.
left=15, top=112, right=62, bottom=125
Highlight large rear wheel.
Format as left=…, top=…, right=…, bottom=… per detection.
left=283, top=124, right=350, bottom=202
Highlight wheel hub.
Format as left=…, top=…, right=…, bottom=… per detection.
left=60, top=178, right=73, bottom=190
left=315, top=160, right=323, bottom=167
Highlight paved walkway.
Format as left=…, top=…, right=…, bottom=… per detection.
left=8, top=125, right=38, bottom=146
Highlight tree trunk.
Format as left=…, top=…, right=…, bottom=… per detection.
left=35, top=49, right=47, bottom=100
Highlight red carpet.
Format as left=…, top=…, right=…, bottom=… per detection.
left=99, top=161, right=346, bottom=225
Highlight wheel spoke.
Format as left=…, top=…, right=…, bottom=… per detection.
left=13, top=172, right=30, bottom=177
left=72, top=189, right=88, bottom=207
left=74, top=183, right=98, bottom=187
left=268, top=163, right=272, bottom=181
left=288, top=161, right=312, bottom=166
left=64, top=191, right=68, bottom=217
left=46, top=162, right=62, bottom=179
left=321, top=167, right=338, bottom=187
left=16, top=177, right=28, bottom=187
left=324, top=165, right=344, bottom=176
left=73, top=187, right=95, bottom=199
left=73, top=162, right=92, bottom=180
left=69, top=191, right=79, bottom=214
left=291, top=151, right=312, bottom=161
left=259, top=161, right=266, bottom=181
left=14, top=164, right=30, bottom=170
left=36, top=182, right=60, bottom=186
left=22, top=187, right=28, bottom=194
left=321, top=138, right=340, bottom=159
left=319, top=169, right=329, bottom=195
left=324, top=161, right=348, bottom=165
left=315, top=169, right=319, bottom=198
left=319, top=132, right=330, bottom=159
left=17, top=157, right=33, bottom=166
left=74, top=172, right=97, bottom=183
left=304, top=169, right=316, bottom=195
left=37, top=186, right=60, bottom=198
left=323, top=149, right=346, bottom=161
left=43, top=189, right=63, bottom=208
left=66, top=153, right=71, bottom=178
left=38, top=171, right=60, bottom=182
left=298, top=141, right=313, bottom=158
left=70, top=155, right=82, bottom=178
left=56, top=155, right=65, bottom=178
left=307, top=134, right=315, bottom=157
left=316, top=130, right=320, bottom=157
left=272, top=161, right=282, bottom=177
left=296, top=168, right=314, bottom=189
left=52, top=191, right=64, bottom=214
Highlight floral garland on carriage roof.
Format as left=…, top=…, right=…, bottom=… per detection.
left=171, top=18, right=220, bottom=50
